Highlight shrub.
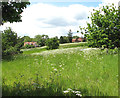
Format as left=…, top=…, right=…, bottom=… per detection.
left=2, top=27, right=23, bottom=60
left=46, top=37, right=59, bottom=50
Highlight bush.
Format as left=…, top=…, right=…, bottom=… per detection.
left=24, top=44, right=35, bottom=49
left=46, top=38, right=59, bottom=50
left=2, top=27, right=23, bottom=60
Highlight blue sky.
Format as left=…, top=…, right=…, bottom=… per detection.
left=31, top=2, right=102, bottom=7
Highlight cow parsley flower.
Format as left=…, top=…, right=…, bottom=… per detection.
left=54, top=68, right=57, bottom=71
left=59, top=65, right=62, bottom=67
left=63, top=90, right=69, bottom=94
left=76, top=93, right=82, bottom=97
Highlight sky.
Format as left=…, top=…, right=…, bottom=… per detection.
left=1, top=0, right=120, bottom=38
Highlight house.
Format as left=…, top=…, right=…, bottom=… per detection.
left=72, top=39, right=76, bottom=42
left=72, top=38, right=86, bottom=43
left=24, top=42, right=37, bottom=47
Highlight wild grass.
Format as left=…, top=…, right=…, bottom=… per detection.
left=2, top=45, right=118, bottom=96
left=59, top=42, right=88, bottom=49
left=21, top=42, right=88, bottom=55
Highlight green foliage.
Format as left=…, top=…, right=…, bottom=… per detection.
left=73, top=36, right=79, bottom=39
left=2, top=27, right=23, bottom=59
left=34, top=34, right=49, bottom=47
left=101, top=48, right=118, bottom=55
left=82, top=4, right=120, bottom=49
left=1, top=1, right=30, bottom=25
left=68, top=29, right=73, bottom=43
left=22, top=36, right=33, bottom=42
left=59, top=36, right=64, bottom=44
left=59, top=36, right=69, bottom=44
left=46, top=37, right=59, bottom=50
left=24, top=44, right=35, bottom=49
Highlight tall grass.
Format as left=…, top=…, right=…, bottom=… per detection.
left=2, top=46, right=118, bottom=96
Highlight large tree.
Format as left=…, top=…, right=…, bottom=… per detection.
left=1, top=0, right=30, bottom=25
left=83, top=4, right=120, bottom=49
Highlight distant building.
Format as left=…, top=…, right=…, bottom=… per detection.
left=24, top=42, right=37, bottom=47
left=72, top=38, right=86, bottom=42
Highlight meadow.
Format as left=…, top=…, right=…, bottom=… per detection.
left=2, top=42, right=118, bottom=96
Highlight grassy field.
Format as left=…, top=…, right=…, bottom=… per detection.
left=2, top=42, right=118, bottom=96
left=21, top=42, right=88, bottom=54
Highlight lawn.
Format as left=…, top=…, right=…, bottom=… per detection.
left=2, top=43, right=118, bottom=96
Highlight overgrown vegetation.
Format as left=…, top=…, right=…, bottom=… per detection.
left=79, top=4, right=120, bottom=49
left=1, top=1, right=119, bottom=97
left=2, top=27, right=23, bottom=60
left=2, top=47, right=118, bottom=96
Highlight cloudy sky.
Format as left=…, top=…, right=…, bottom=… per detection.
left=1, top=0, right=120, bottom=38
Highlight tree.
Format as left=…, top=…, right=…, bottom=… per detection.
left=59, top=36, right=69, bottom=44
left=63, top=36, right=69, bottom=43
left=59, top=36, right=64, bottom=44
left=83, top=4, right=120, bottom=49
left=46, top=37, right=59, bottom=50
left=73, top=36, right=79, bottom=39
left=68, top=29, right=73, bottom=43
left=34, top=34, right=49, bottom=47
left=2, top=27, right=23, bottom=59
left=22, top=36, right=32, bottom=42
left=1, top=0, right=30, bottom=25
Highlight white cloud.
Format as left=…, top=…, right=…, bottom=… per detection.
left=1, top=3, right=94, bottom=38
left=1, top=1, right=119, bottom=38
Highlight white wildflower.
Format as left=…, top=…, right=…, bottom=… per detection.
left=74, top=91, right=81, bottom=94
left=63, top=90, right=69, bottom=94
left=54, top=68, right=57, bottom=71
left=76, top=93, right=82, bottom=97
left=67, top=88, right=73, bottom=91
left=52, top=67, right=54, bottom=69
left=59, top=65, right=62, bottom=67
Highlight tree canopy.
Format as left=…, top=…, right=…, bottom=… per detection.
left=34, top=34, right=49, bottom=46
left=1, top=0, right=30, bottom=25
left=82, top=4, right=120, bottom=49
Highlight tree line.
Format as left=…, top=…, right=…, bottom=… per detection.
left=1, top=0, right=120, bottom=60
left=2, top=27, right=81, bottom=59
